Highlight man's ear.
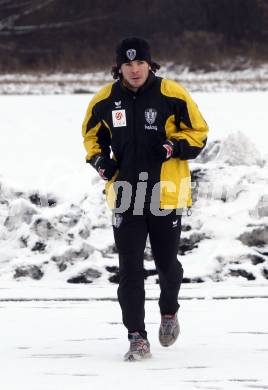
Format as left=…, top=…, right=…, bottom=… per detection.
left=118, top=68, right=122, bottom=74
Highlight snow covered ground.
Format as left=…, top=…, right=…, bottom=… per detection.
left=1, top=296, right=268, bottom=390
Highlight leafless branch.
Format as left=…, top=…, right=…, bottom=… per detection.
left=0, top=0, right=55, bottom=31
left=0, top=13, right=115, bottom=35
left=0, top=1, right=32, bottom=10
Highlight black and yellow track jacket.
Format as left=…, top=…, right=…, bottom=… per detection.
left=82, top=73, right=208, bottom=209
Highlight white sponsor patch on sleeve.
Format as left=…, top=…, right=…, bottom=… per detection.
left=112, top=109, right=127, bottom=127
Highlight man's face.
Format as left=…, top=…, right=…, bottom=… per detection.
left=119, top=60, right=150, bottom=91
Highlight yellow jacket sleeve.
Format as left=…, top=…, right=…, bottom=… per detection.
left=82, top=83, right=113, bottom=161
left=161, top=79, right=209, bottom=160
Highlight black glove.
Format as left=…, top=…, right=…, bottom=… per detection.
left=153, top=139, right=180, bottom=162
left=88, top=154, right=118, bottom=181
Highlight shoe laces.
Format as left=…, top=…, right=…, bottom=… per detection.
left=129, top=332, right=148, bottom=352
left=161, top=314, right=176, bottom=334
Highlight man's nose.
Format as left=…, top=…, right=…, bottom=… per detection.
left=131, top=63, right=139, bottom=73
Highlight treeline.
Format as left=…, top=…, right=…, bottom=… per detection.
left=0, top=0, right=267, bottom=72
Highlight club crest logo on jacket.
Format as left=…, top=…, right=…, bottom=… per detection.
left=145, top=108, right=158, bottom=130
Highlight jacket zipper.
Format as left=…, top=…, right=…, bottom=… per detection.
left=132, top=94, right=138, bottom=185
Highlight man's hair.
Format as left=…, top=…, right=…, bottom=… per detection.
left=111, top=61, right=161, bottom=80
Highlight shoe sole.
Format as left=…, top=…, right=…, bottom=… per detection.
left=124, top=352, right=152, bottom=361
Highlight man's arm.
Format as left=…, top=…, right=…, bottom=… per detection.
left=161, top=79, right=209, bottom=160
left=82, top=84, right=118, bottom=180
left=82, top=97, right=111, bottom=162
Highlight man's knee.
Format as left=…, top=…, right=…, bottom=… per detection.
left=156, top=259, right=183, bottom=278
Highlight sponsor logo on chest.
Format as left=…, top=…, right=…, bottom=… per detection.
left=112, top=109, right=127, bottom=127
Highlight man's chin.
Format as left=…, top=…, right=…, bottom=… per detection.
left=123, top=78, right=145, bottom=91
left=130, top=79, right=143, bottom=87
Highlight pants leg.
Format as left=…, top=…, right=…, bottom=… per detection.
left=113, top=212, right=148, bottom=339
left=148, top=210, right=183, bottom=315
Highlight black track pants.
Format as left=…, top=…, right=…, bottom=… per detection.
left=112, top=209, right=184, bottom=340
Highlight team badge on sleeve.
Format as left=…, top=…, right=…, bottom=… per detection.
left=112, top=213, right=123, bottom=228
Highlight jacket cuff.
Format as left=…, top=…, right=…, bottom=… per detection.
left=87, top=154, right=104, bottom=170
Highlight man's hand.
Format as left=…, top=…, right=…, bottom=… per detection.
left=89, top=154, right=118, bottom=181
left=153, top=139, right=179, bottom=162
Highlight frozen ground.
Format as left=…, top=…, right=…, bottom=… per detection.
left=1, top=294, right=268, bottom=390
